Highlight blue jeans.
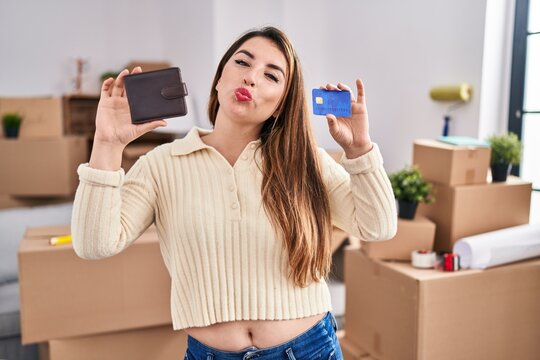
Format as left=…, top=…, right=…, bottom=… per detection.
left=184, top=311, right=343, bottom=360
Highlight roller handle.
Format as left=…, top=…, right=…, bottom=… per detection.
left=442, top=115, right=451, bottom=136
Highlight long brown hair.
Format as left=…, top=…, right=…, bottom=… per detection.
left=208, top=27, right=332, bottom=287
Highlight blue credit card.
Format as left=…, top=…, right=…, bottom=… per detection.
left=312, top=89, right=352, bottom=117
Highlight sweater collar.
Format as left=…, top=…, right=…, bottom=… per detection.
left=170, top=126, right=262, bottom=156
left=170, top=127, right=213, bottom=156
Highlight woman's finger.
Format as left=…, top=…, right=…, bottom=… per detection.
left=326, top=114, right=339, bottom=134
left=101, top=77, right=114, bottom=97
left=325, top=83, right=339, bottom=91
left=337, top=82, right=356, bottom=102
left=136, top=120, right=167, bottom=136
left=111, top=69, right=129, bottom=97
left=356, top=79, right=366, bottom=104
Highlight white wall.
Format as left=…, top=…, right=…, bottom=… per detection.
left=0, top=0, right=498, bottom=172
left=317, top=0, right=488, bottom=171
left=0, top=0, right=163, bottom=96
left=479, top=0, right=516, bottom=139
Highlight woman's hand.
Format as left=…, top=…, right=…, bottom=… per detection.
left=322, top=79, right=373, bottom=159
left=94, top=66, right=167, bottom=148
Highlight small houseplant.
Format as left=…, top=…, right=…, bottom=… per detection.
left=2, top=112, right=23, bottom=138
left=100, top=71, right=120, bottom=82
left=487, top=132, right=522, bottom=182
left=388, top=166, right=434, bottom=219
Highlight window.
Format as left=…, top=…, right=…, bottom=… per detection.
left=509, top=0, right=540, bottom=190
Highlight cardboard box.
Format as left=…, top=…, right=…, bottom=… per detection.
left=331, top=226, right=349, bottom=254
left=62, top=94, right=99, bottom=137
left=0, top=97, right=63, bottom=138
left=361, top=215, right=435, bottom=260
left=39, top=325, right=187, bottom=360
left=0, top=194, right=74, bottom=210
left=0, top=136, right=88, bottom=196
left=122, top=143, right=157, bottom=172
left=345, top=249, right=540, bottom=360
left=340, top=336, right=370, bottom=360
left=413, top=139, right=491, bottom=186
left=418, top=176, right=531, bottom=251
left=18, top=225, right=172, bottom=344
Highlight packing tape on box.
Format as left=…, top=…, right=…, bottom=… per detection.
left=411, top=250, right=437, bottom=269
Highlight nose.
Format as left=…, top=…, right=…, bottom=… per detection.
left=243, top=78, right=255, bottom=87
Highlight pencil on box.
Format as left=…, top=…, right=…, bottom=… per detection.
left=49, top=235, right=72, bottom=246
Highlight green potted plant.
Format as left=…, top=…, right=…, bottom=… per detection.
left=100, top=71, right=120, bottom=82
left=388, top=166, right=434, bottom=219
left=487, top=132, right=522, bottom=182
left=2, top=112, right=23, bottom=138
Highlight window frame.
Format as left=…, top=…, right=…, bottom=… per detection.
left=508, top=0, right=540, bottom=192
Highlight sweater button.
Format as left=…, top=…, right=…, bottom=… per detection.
left=231, top=203, right=238, bottom=209
left=242, top=154, right=248, bottom=160
left=228, top=169, right=233, bottom=174
left=229, top=185, right=235, bottom=192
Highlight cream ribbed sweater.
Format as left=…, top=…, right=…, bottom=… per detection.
left=71, top=127, right=397, bottom=330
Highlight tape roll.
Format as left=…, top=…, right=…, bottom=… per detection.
left=429, top=84, right=472, bottom=102
left=411, top=250, right=437, bottom=269
left=442, top=253, right=461, bottom=272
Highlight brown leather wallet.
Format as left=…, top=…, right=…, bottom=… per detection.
left=124, top=67, right=188, bottom=124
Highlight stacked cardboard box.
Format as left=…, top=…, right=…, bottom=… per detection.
left=18, top=225, right=187, bottom=359
left=122, top=142, right=159, bottom=173
left=0, top=137, right=87, bottom=197
left=18, top=222, right=350, bottom=358
left=0, top=92, right=179, bottom=204
left=0, top=97, right=63, bottom=138
left=0, top=97, right=89, bottom=201
left=18, top=225, right=172, bottom=343
left=361, top=215, right=435, bottom=260
left=39, top=325, right=187, bottom=360
left=344, top=248, right=540, bottom=360
left=0, top=194, right=75, bottom=210
left=413, top=139, right=532, bottom=251
left=340, top=335, right=372, bottom=360
left=342, top=139, right=535, bottom=359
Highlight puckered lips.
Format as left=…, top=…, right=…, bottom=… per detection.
left=234, top=87, right=253, bottom=102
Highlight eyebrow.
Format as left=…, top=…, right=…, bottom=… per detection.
left=234, top=49, right=285, bottom=77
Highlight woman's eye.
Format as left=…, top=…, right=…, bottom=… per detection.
left=266, top=73, right=279, bottom=82
left=235, top=59, right=249, bottom=66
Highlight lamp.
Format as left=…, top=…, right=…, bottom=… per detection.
left=429, top=84, right=472, bottom=136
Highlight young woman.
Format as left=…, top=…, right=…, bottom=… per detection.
left=71, top=26, right=397, bottom=360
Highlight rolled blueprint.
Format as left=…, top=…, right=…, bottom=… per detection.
left=453, top=224, right=540, bottom=269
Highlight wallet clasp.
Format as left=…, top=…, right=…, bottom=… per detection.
left=161, top=83, right=188, bottom=99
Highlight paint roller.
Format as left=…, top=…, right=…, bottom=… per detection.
left=429, top=84, right=472, bottom=136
